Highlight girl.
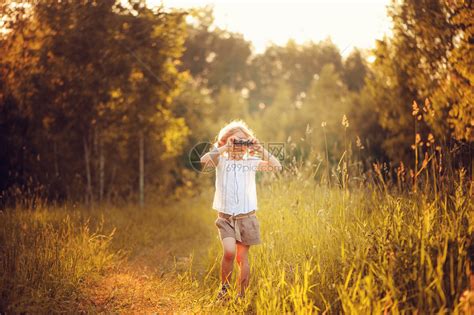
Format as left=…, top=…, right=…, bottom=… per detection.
left=200, top=120, right=282, bottom=301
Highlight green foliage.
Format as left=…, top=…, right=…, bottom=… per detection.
left=181, top=6, right=252, bottom=93
left=365, top=37, right=419, bottom=164
left=300, top=64, right=351, bottom=161
left=430, top=1, right=474, bottom=142
left=342, top=49, right=367, bottom=92
left=366, top=0, right=473, bottom=164
left=247, top=39, right=343, bottom=111
left=250, top=79, right=297, bottom=144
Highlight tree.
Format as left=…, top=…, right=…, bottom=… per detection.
left=429, top=0, right=473, bottom=142
left=365, top=38, right=419, bottom=164
left=247, top=39, right=343, bottom=113
left=250, top=79, right=297, bottom=143
left=180, top=7, right=252, bottom=93
left=299, top=64, right=351, bottom=161
left=366, top=0, right=473, bottom=164
left=0, top=0, right=189, bottom=204
left=343, top=49, right=367, bottom=92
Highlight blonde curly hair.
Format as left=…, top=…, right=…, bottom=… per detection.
left=213, top=119, right=255, bottom=149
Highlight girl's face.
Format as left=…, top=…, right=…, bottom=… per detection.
left=228, top=129, right=251, bottom=156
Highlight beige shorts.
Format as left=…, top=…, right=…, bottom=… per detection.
left=214, top=212, right=262, bottom=246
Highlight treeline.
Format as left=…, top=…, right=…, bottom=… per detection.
left=1, top=0, right=191, bottom=205
left=0, top=1, right=472, bottom=205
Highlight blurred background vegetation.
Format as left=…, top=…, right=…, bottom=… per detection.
left=0, top=0, right=472, bottom=205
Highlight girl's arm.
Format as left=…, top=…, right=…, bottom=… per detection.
left=200, top=146, right=226, bottom=169
left=251, top=139, right=283, bottom=172
left=258, top=147, right=283, bottom=172
left=200, top=137, right=232, bottom=169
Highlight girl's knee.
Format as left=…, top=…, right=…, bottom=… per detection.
left=223, top=249, right=236, bottom=261
left=236, top=254, right=248, bottom=265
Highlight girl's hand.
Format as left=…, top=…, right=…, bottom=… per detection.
left=225, top=136, right=236, bottom=152
left=249, top=138, right=263, bottom=155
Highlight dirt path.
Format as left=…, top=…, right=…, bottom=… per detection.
left=77, top=254, right=184, bottom=313
left=76, top=241, right=215, bottom=313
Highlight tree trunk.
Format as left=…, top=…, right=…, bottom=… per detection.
left=139, top=131, right=144, bottom=208
left=107, top=164, right=117, bottom=204
left=53, top=140, right=59, bottom=177
left=99, top=135, right=105, bottom=202
left=83, top=136, right=93, bottom=207
left=94, top=127, right=98, bottom=201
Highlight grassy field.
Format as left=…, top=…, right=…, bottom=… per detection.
left=1, top=166, right=473, bottom=313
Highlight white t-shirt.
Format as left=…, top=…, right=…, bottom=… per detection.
left=212, top=154, right=262, bottom=215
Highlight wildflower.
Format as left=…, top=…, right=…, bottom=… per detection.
left=424, top=98, right=435, bottom=117
left=415, top=133, right=421, bottom=145
left=321, top=121, right=327, bottom=128
left=459, top=290, right=474, bottom=314
left=428, top=133, right=435, bottom=143
left=373, top=162, right=382, bottom=176
left=412, top=101, right=420, bottom=116
left=399, top=161, right=405, bottom=172
left=356, top=136, right=365, bottom=149
left=342, top=115, right=349, bottom=128
left=421, top=152, right=429, bottom=168
left=397, top=161, right=406, bottom=178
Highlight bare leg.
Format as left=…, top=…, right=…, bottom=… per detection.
left=236, top=242, right=250, bottom=296
left=220, top=237, right=236, bottom=286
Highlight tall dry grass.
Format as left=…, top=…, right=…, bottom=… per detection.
left=0, top=207, right=119, bottom=312
left=0, top=109, right=472, bottom=313
left=183, top=166, right=472, bottom=314
left=180, top=109, right=474, bottom=313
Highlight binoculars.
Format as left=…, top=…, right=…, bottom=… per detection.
left=233, top=139, right=254, bottom=146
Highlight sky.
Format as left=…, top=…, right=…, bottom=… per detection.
left=150, top=0, right=392, bottom=56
